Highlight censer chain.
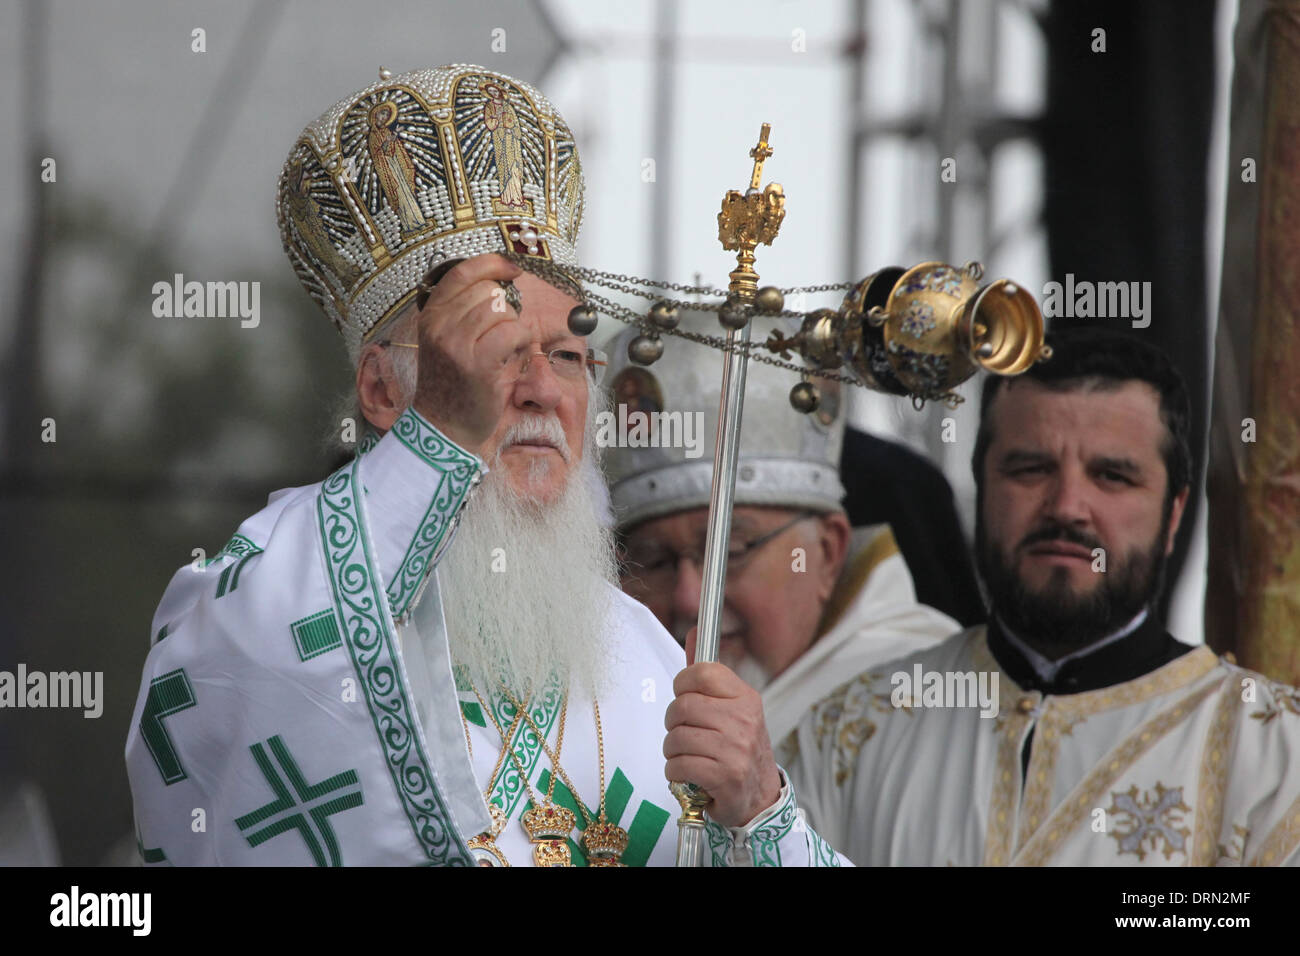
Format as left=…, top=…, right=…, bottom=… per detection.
left=503, top=253, right=961, bottom=404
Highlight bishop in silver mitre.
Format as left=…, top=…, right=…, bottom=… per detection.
left=602, top=313, right=958, bottom=745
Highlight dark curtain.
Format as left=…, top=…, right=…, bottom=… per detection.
left=1042, top=0, right=1216, bottom=623
left=840, top=428, right=986, bottom=628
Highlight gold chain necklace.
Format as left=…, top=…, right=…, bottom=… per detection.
left=461, top=695, right=526, bottom=867
left=475, top=685, right=578, bottom=867
left=497, top=689, right=629, bottom=867
left=584, top=702, right=631, bottom=866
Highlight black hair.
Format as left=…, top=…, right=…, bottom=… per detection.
left=971, top=326, right=1193, bottom=502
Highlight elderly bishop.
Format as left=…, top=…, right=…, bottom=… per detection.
left=125, top=65, right=848, bottom=867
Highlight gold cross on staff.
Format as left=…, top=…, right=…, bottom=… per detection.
left=748, top=123, right=773, bottom=190
left=717, top=122, right=786, bottom=296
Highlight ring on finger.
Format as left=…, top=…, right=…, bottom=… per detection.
left=497, top=279, right=522, bottom=314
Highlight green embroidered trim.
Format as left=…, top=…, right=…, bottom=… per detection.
left=317, top=457, right=473, bottom=866
left=454, top=669, right=489, bottom=725
left=390, top=408, right=480, bottom=475
left=206, top=533, right=263, bottom=567
left=705, top=821, right=731, bottom=867
left=140, top=668, right=197, bottom=786
left=747, top=784, right=799, bottom=867
left=206, top=533, right=265, bottom=600
left=483, top=678, right=562, bottom=818
left=291, top=609, right=344, bottom=661
left=384, top=409, right=481, bottom=620
left=356, top=428, right=381, bottom=457
left=234, top=735, right=364, bottom=867
left=808, top=822, right=842, bottom=867
left=215, top=552, right=258, bottom=599
left=136, top=835, right=166, bottom=864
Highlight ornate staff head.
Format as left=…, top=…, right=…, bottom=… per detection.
left=535, top=123, right=1051, bottom=411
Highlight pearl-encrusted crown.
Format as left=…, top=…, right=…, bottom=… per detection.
left=276, top=65, right=585, bottom=362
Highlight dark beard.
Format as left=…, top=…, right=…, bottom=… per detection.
left=975, top=507, right=1170, bottom=659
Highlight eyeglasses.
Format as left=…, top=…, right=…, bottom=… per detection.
left=619, top=511, right=818, bottom=590
left=522, top=346, right=608, bottom=386
left=380, top=341, right=608, bottom=386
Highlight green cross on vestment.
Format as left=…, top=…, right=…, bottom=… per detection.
left=140, top=669, right=197, bottom=785
left=235, top=735, right=364, bottom=866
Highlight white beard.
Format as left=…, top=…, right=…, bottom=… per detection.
left=439, top=433, right=617, bottom=702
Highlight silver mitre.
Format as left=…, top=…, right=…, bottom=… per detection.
left=601, top=311, right=847, bottom=532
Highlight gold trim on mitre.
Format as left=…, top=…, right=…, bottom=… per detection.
left=275, top=64, right=585, bottom=362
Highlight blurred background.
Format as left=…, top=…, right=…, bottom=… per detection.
left=0, top=0, right=1272, bottom=864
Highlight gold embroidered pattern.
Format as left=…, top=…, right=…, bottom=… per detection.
left=1249, top=678, right=1300, bottom=725
left=1018, top=704, right=1077, bottom=850
left=972, top=629, right=1033, bottom=866
left=1242, top=675, right=1300, bottom=866
left=1191, top=677, right=1240, bottom=864
left=832, top=717, right=876, bottom=787
left=1106, top=783, right=1193, bottom=862
left=808, top=670, right=902, bottom=788
left=972, top=632, right=1222, bottom=864
left=983, top=711, right=1032, bottom=866
left=1247, top=792, right=1300, bottom=866
left=971, top=629, right=1021, bottom=733
left=1217, top=823, right=1249, bottom=864
left=1045, top=647, right=1219, bottom=737
left=1012, top=679, right=1220, bottom=866
left=811, top=694, right=847, bottom=749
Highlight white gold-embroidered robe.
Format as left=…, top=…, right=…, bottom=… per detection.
left=779, top=627, right=1300, bottom=866
left=762, top=524, right=956, bottom=745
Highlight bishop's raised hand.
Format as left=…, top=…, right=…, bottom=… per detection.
left=412, top=254, right=529, bottom=455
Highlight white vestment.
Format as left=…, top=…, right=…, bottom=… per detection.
left=762, top=524, right=957, bottom=744
left=779, top=626, right=1300, bottom=865
left=126, top=408, right=846, bottom=866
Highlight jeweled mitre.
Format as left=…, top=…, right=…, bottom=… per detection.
left=276, top=64, right=584, bottom=360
